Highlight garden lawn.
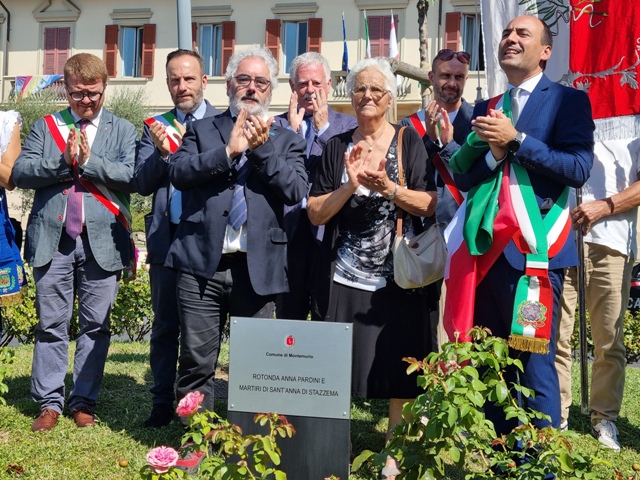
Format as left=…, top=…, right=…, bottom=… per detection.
left=0, top=341, right=639, bottom=479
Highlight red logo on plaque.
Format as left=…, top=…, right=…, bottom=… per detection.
left=285, top=335, right=295, bottom=347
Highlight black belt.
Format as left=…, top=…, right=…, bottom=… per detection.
left=216, top=252, right=246, bottom=271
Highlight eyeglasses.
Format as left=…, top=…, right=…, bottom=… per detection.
left=350, top=85, right=389, bottom=102
left=234, top=75, right=271, bottom=92
left=67, top=90, right=104, bottom=102
left=435, top=49, right=471, bottom=64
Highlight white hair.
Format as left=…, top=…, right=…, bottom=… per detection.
left=346, top=57, right=396, bottom=104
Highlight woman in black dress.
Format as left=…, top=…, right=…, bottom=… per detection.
left=307, top=58, right=438, bottom=472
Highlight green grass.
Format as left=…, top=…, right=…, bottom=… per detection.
left=0, top=341, right=639, bottom=479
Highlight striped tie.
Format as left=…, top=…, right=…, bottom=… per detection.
left=228, top=155, right=250, bottom=230
left=66, top=119, right=89, bottom=239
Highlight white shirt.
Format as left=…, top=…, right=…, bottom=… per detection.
left=576, top=138, right=640, bottom=257
left=485, top=72, right=543, bottom=169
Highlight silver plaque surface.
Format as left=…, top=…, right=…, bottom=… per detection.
left=228, top=317, right=352, bottom=420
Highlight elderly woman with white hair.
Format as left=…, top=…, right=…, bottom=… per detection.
left=307, top=57, right=438, bottom=471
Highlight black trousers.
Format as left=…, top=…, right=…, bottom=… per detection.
left=175, top=254, right=275, bottom=411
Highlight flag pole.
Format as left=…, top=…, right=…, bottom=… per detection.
left=576, top=187, right=590, bottom=415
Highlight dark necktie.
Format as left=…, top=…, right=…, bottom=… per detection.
left=510, top=87, right=522, bottom=125
left=228, top=155, right=250, bottom=230
left=66, top=119, right=89, bottom=239
left=304, top=116, right=315, bottom=157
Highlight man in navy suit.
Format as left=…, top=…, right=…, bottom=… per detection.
left=134, top=49, right=220, bottom=428
left=454, top=15, right=595, bottom=435
left=272, top=52, right=357, bottom=320
left=166, top=46, right=308, bottom=415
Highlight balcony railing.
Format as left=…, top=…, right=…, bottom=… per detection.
left=332, top=70, right=412, bottom=101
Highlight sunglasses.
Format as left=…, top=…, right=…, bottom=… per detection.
left=435, top=49, right=471, bottom=64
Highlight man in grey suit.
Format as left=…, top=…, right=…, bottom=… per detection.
left=273, top=52, right=357, bottom=320
left=165, top=47, right=307, bottom=472
left=134, top=49, right=219, bottom=428
left=13, top=53, right=137, bottom=431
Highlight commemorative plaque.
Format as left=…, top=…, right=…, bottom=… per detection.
left=228, top=317, right=353, bottom=479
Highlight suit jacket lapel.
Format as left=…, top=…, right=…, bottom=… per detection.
left=90, top=109, right=112, bottom=154
left=214, top=109, right=235, bottom=144
left=516, top=75, right=551, bottom=130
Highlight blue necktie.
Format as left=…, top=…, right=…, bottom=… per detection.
left=169, top=114, right=196, bottom=223
left=228, top=155, right=250, bottom=230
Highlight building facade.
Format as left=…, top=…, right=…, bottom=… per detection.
left=0, top=0, right=487, bottom=119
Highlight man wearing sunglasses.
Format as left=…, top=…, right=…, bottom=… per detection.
left=401, top=48, right=473, bottom=348
left=13, top=53, right=137, bottom=432
left=165, top=46, right=307, bottom=449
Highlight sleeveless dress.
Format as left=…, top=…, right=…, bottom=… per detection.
left=0, top=110, right=26, bottom=305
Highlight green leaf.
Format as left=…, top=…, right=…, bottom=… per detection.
left=351, top=450, right=374, bottom=471
left=495, top=383, right=508, bottom=403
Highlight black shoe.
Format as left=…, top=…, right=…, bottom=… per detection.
left=143, top=403, right=174, bottom=428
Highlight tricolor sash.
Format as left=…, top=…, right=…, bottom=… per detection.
left=408, top=112, right=464, bottom=206
left=44, top=110, right=136, bottom=281
left=444, top=91, right=570, bottom=353
left=144, top=112, right=183, bottom=154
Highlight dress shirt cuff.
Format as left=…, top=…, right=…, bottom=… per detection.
left=485, top=150, right=505, bottom=170
left=316, top=122, right=330, bottom=137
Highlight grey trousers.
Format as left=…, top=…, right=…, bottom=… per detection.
left=31, top=231, right=120, bottom=414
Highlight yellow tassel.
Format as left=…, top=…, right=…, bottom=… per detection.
left=508, top=335, right=549, bottom=354
left=0, top=291, right=23, bottom=307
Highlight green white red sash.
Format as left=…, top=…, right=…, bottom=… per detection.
left=408, top=112, right=464, bottom=206
left=508, top=163, right=571, bottom=353
left=444, top=91, right=571, bottom=353
left=43, top=110, right=136, bottom=281
left=144, top=112, right=183, bottom=154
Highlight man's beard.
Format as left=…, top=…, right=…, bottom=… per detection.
left=438, top=87, right=461, bottom=104
left=229, top=91, right=270, bottom=117
left=174, top=89, right=204, bottom=113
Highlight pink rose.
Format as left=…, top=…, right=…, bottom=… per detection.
left=146, top=446, right=179, bottom=474
left=176, top=391, right=205, bottom=417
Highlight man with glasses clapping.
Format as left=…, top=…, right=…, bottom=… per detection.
left=165, top=47, right=308, bottom=454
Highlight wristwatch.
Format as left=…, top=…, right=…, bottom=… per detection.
left=507, top=131, right=525, bottom=154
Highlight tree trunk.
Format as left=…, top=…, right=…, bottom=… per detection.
left=417, top=0, right=430, bottom=72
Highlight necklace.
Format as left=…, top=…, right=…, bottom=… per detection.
left=358, top=124, right=388, bottom=152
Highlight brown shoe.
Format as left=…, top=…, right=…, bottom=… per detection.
left=31, top=408, right=60, bottom=432
left=72, top=407, right=95, bottom=428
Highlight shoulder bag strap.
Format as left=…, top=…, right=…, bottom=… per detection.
left=396, top=126, right=406, bottom=238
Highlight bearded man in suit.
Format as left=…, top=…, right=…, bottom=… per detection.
left=134, top=49, right=220, bottom=428
left=166, top=46, right=308, bottom=419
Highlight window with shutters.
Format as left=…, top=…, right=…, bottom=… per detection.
left=195, top=21, right=235, bottom=76
left=105, top=9, right=155, bottom=78
left=445, top=8, right=485, bottom=72
left=367, top=15, right=399, bottom=58
left=43, top=27, right=70, bottom=74
left=200, top=25, right=222, bottom=76
left=462, top=13, right=484, bottom=71
left=283, top=21, right=307, bottom=74
left=122, top=26, right=143, bottom=77
left=268, top=3, right=320, bottom=75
